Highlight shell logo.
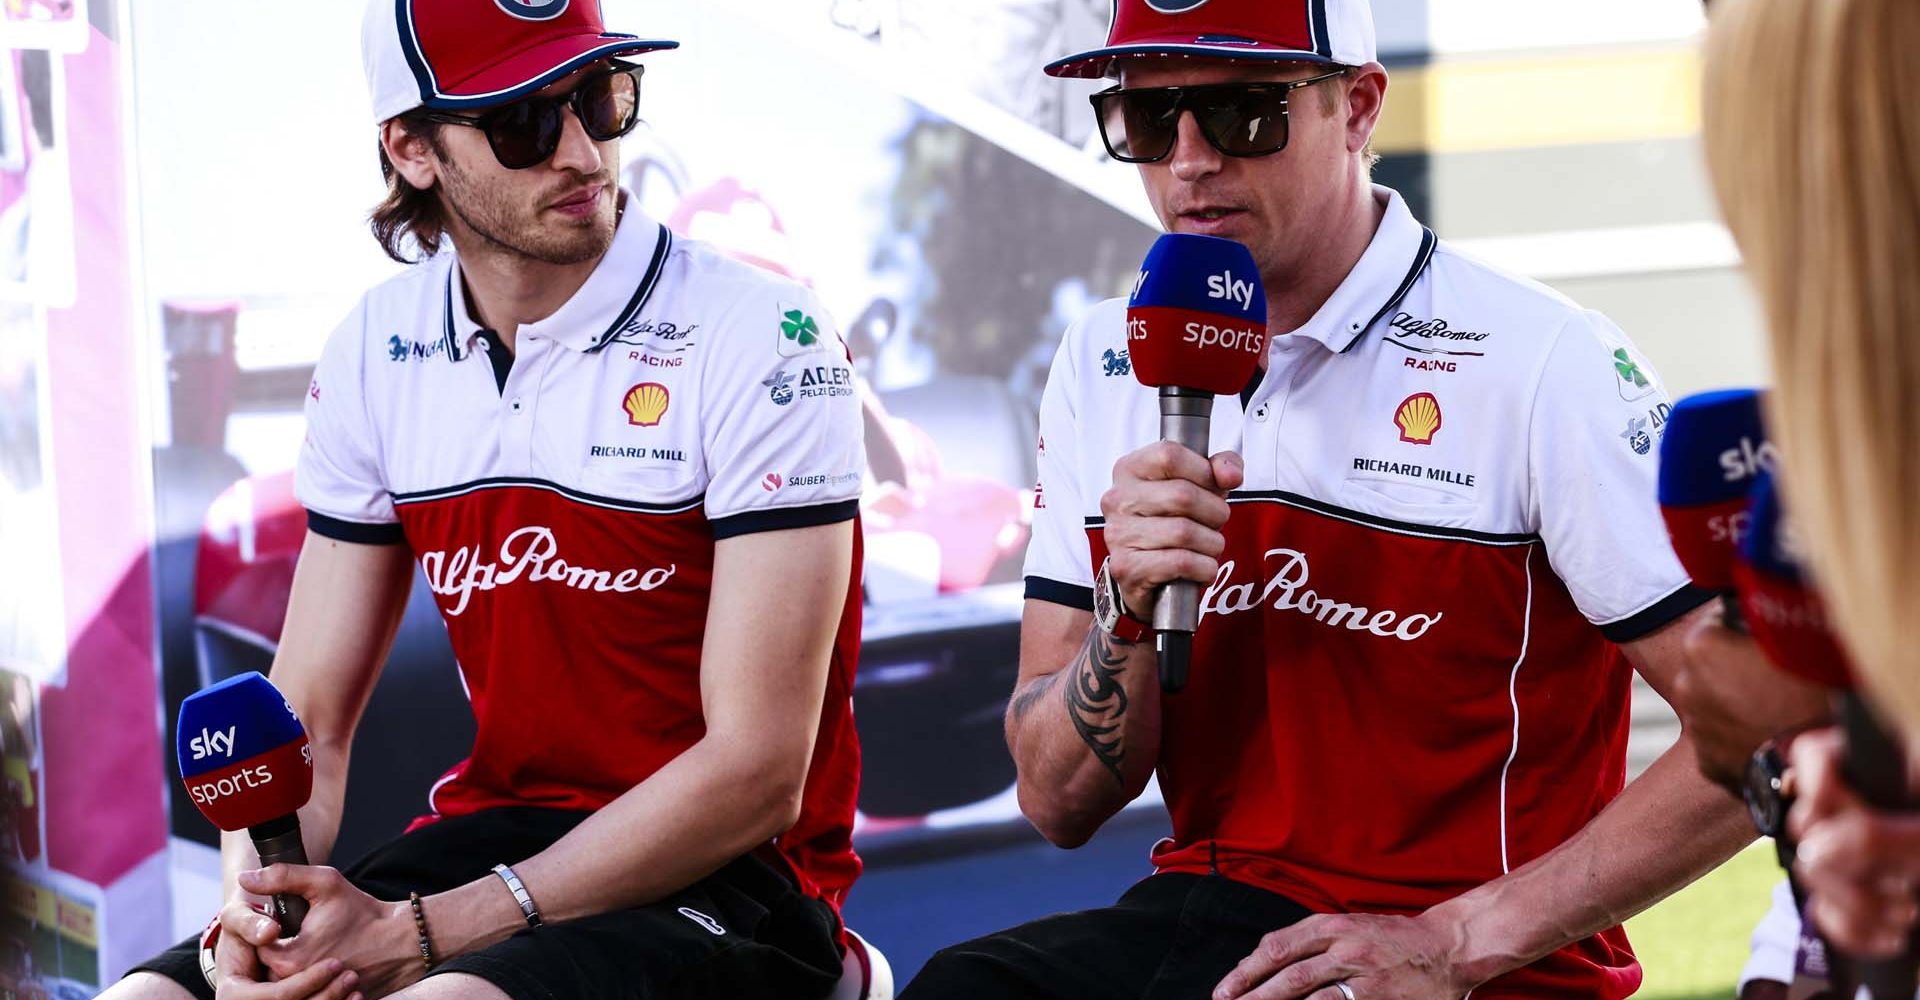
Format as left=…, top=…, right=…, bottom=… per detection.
left=623, top=383, right=670, bottom=427
left=1394, top=393, right=1443, bottom=445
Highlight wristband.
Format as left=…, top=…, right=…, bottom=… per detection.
left=198, top=917, right=221, bottom=989
left=409, top=892, right=435, bottom=971
left=491, top=863, right=542, bottom=928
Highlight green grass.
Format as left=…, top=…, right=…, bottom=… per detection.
left=1628, top=842, right=1785, bottom=1000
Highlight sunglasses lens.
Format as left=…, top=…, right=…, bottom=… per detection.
left=486, top=101, right=564, bottom=169
left=1197, top=87, right=1291, bottom=156
left=1097, top=89, right=1180, bottom=163
left=578, top=69, right=641, bottom=141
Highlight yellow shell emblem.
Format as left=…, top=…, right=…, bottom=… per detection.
left=623, top=382, right=670, bottom=427
left=1393, top=392, right=1442, bottom=445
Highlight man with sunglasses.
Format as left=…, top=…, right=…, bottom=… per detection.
left=905, top=1, right=1751, bottom=998
left=106, top=2, right=866, bottom=1000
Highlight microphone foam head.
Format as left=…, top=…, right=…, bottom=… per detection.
left=176, top=672, right=314, bottom=831
left=1657, top=388, right=1774, bottom=589
left=1733, top=470, right=1855, bottom=689
left=1125, top=233, right=1268, bottom=395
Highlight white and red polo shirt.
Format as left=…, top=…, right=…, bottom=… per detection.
left=295, top=197, right=866, bottom=912
left=1026, top=186, right=1704, bottom=998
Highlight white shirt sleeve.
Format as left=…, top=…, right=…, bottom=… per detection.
left=1022, top=317, right=1095, bottom=608
left=295, top=303, right=402, bottom=541
left=700, top=283, right=865, bottom=537
left=1527, top=309, right=1703, bottom=641
left=1738, top=879, right=1800, bottom=993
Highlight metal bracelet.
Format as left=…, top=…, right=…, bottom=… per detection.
left=491, top=863, right=543, bottom=928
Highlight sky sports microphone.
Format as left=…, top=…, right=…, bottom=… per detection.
left=1126, top=233, right=1268, bottom=692
left=177, top=671, right=315, bottom=935
left=1737, top=471, right=1917, bottom=999
left=1657, top=388, right=1777, bottom=632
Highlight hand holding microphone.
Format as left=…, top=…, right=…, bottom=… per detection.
left=178, top=671, right=316, bottom=936
left=1737, top=473, right=1920, bottom=999
left=1659, top=389, right=1828, bottom=790
left=1113, top=233, right=1268, bottom=692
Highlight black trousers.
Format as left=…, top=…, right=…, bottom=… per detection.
left=901, top=872, right=1312, bottom=1000
left=128, top=807, right=843, bottom=1000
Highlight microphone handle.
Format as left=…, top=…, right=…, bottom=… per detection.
left=1835, top=690, right=1919, bottom=999
left=1154, top=386, right=1214, bottom=693
left=249, top=814, right=310, bottom=936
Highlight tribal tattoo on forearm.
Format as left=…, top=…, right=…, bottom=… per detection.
left=1064, top=630, right=1132, bottom=786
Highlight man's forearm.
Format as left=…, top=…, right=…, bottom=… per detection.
left=220, top=740, right=350, bottom=898
left=418, top=735, right=804, bottom=960
left=1006, top=627, right=1162, bottom=847
left=1426, top=734, right=1756, bottom=984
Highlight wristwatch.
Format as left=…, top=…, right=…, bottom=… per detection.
left=1744, top=739, right=1793, bottom=840
left=1094, top=558, right=1153, bottom=644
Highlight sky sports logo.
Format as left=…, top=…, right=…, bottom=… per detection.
left=1720, top=437, right=1777, bottom=483
left=188, top=725, right=237, bottom=761
left=1206, top=269, right=1255, bottom=310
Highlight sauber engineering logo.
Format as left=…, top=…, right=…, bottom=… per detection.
left=420, top=526, right=677, bottom=617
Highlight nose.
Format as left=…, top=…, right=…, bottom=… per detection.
left=548, top=104, right=604, bottom=175
left=1166, top=110, right=1223, bottom=183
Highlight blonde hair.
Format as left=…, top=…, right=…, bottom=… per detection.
left=1703, top=0, right=1920, bottom=728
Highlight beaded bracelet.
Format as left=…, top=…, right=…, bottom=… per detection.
left=408, top=892, right=435, bottom=972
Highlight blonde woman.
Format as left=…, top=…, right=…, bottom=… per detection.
left=1700, top=0, right=1920, bottom=958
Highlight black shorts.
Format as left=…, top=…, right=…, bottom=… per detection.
left=127, top=807, right=843, bottom=1000
left=899, top=872, right=1311, bottom=1000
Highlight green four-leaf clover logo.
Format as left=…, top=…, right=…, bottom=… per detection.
left=1613, top=348, right=1648, bottom=389
left=781, top=310, right=820, bottom=349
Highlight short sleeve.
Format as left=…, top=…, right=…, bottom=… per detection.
left=701, top=286, right=864, bottom=539
left=1022, top=322, right=1094, bottom=611
left=1528, top=310, right=1708, bottom=641
left=295, top=304, right=403, bottom=545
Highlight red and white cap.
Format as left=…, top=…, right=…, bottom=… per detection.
left=1045, top=0, right=1376, bottom=79
left=362, top=0, right=678, bottom=125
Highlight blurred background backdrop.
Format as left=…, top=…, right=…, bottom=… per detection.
left=0, top=1, right=1775, bottom=997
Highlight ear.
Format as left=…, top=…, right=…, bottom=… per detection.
left=1343, top=62, right=1389, bottom=155
left=381, top=118, right=441, bottom=193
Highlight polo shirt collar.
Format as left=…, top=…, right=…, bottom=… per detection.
left=1287, top=185, right=1437, bottom=355
left=440, top=191, right=674, bottom=359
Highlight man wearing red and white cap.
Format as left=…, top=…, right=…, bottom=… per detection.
left=107, top=2, right=866, bottom=999
left=905, top=1, right=1752, bottom=998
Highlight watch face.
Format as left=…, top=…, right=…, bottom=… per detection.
left=1744, top=747, right=1788, bottom=838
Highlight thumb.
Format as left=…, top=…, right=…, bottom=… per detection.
left=238, top=863, right=329, bottom=900
left=1210, top=451, right=1245, bottom=493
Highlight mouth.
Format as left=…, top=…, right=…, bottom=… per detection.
left=548, top=182, right=607, bottom=216
left=1172, top=205, right=1248, bottom=233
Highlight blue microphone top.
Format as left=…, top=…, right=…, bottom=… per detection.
left=1657, top=388, right=1775, bottom=506
left=1739, top=470, right=1802, bottom=581
left=176, top=672, right=308, bottom=779
left=1129, top=233, right=1266, bottom=322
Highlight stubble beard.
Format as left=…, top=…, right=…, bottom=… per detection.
left=439, top=153, right=617, bottom=267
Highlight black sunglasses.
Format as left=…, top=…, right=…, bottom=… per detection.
left=1089, top=69, right=1346, bottom=164
left=419, top=64, right=644, bottom=170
